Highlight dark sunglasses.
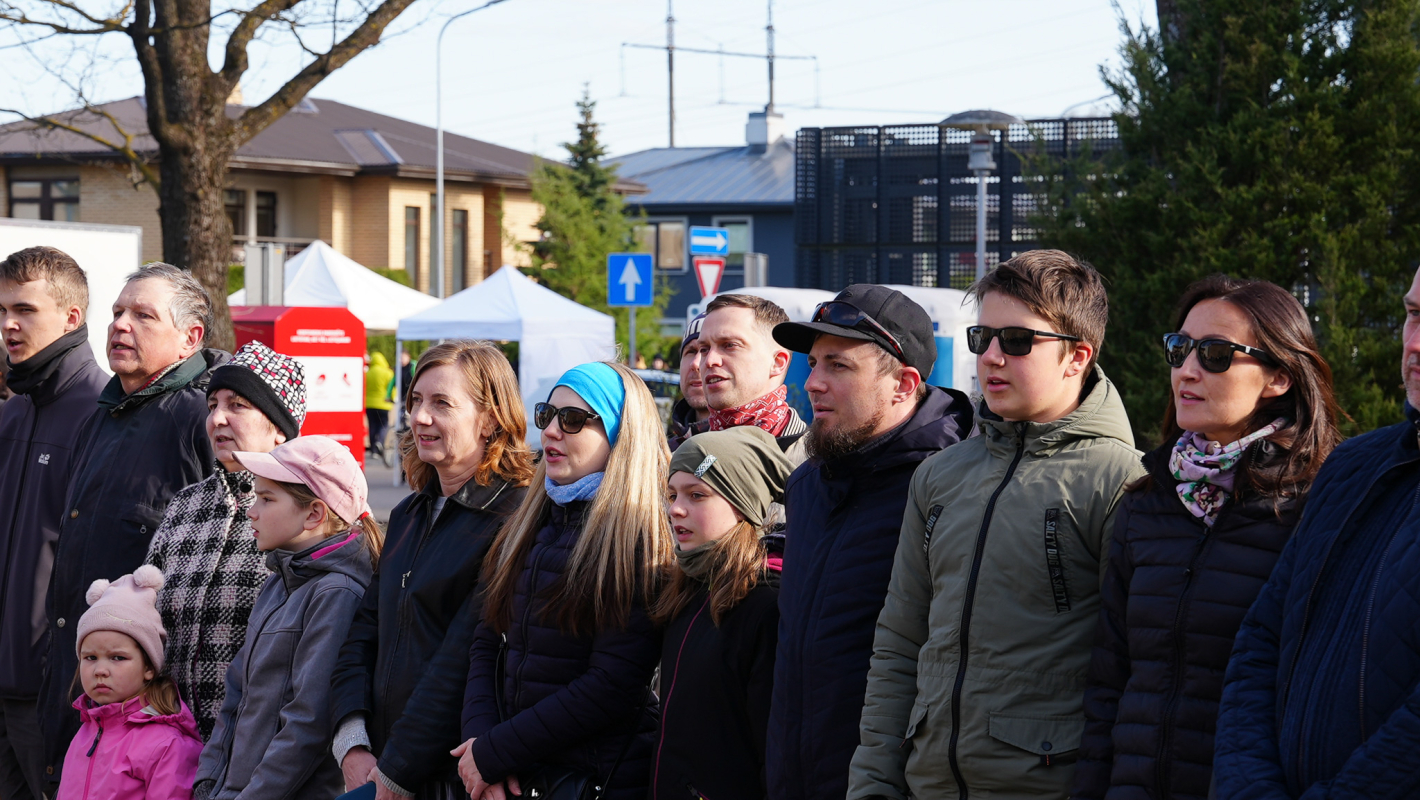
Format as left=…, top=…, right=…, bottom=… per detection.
left=966, top=325, right=1081, bottom=357
left=534, top=402, right=602, bottom=434
left=812, top=301, right=906, bottom=360
left=1162, top=333, right=1276, bottom=373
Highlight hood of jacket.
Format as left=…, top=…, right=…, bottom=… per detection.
left=369, top=351, right=389, bottom=370
left=265, top=530, right=373, bottom=593
left=978, top=366, right=1135, bottom=457
left=98, top=348, right=229, bottom=415
left=72, top=695, right=202, bottom=738
left=817, top=385, right=974, bottom=479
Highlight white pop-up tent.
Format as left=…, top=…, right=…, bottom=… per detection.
left=229, top=240, right=439, bottom=331
left=396, top=265, right=617, bottom=443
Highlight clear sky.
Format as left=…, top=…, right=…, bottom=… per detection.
left=0, top=0, right=1157, bottom=159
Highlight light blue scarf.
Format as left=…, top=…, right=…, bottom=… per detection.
left=545, top=471, right=604, bottom=506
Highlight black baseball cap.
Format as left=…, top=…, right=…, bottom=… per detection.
left=773, top=285, right=937, bottom=379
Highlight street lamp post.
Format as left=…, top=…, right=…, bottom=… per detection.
left=436, top=0, right=509, bottom=299
left=942, top=110, right=1024, bottom=281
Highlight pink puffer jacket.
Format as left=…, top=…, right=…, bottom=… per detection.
left=58, top=694, right=203, bottom=800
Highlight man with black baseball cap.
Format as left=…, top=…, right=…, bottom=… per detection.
left=667, top=312, right=710, bottom=450
left=766, top=284, right=974, bottom=800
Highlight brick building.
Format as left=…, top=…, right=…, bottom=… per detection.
left=0, top=97, right=640, bottom=294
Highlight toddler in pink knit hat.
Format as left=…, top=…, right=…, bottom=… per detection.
left=58, top=565, right=202, bottom=800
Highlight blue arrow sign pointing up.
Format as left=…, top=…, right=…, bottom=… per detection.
left=606, top=253, right=653, bottom=307
left=689, top=226, right=730, bottom=256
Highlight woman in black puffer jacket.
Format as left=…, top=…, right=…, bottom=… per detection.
left=1072, top=276, right=1341, bottom=800
left=453, top=362, right=672, bottom=800
left=330, top=342, right=534, bottom=800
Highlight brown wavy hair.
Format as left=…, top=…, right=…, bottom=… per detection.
left=482, top=362, right=673, bottom=636
left=652, top=520, right=768, bottom=627
left=400, top=341, right=536, bottom=492
left=1160, top=275, right=1342, bottom=501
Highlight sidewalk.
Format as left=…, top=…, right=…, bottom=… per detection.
left=363, top=456, right=411, bottom=525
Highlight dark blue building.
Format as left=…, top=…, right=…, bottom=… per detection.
left=610, top=111, right=796, bottom=330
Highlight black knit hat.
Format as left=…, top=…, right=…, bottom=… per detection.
left=207, top=342, right=307, bottom=441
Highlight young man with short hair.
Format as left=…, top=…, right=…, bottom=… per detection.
left=848, top=250, right=1145, bottom=800
left=696, top=294, right=808, bottom=459
left=767, top=285, right=974, bottom=800
left=0, top=247, right=107, bottom=800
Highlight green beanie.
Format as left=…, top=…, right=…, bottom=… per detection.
left=670, top=427, right=794, bottom=526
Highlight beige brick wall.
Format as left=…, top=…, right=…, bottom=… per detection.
left=77, top=165, right=164, bottom=262
left=350, top=175, right=391, bottom=270
left=319, top=176, right=353, bottom=254
left=383, top=179, right=491, bottom=294
left=500, top=188, right=539, bottom=268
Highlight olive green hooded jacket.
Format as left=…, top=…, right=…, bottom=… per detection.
left=848, top=368, right=1145, bottom=800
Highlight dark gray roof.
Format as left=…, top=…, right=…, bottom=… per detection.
left=0, top=97, right=645, bottom=190
left=610, top=137, right=793, bottom=207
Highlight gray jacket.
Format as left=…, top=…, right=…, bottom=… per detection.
left=198, top=531, right=373, bottom=800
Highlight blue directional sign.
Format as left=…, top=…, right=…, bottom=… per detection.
left=689, top=226, right=730, bottom=256
left=607, top=253, right=653, bottom=307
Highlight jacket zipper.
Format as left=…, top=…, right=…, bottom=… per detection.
left=1358, top=528, right=1399, bottom=743
left=0, top=405, right=40, bottom=651
left=83, top=718, right=103, bottom=796
left=1154, top=514, right=1218, bottom=798
left=380, top=496, right=444, bottom=736
left=651, top=596, right=710, bottom=800
left=947, top=429, right=1026, bottom=800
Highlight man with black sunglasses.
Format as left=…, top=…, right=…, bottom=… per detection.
left=765, top=284, right=973, bottom=800
left=848, top=250, right=1145, bottom=800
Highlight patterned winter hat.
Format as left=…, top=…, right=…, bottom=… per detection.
left=207, top=341, right=307, bottom=441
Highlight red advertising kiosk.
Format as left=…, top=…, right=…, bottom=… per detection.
left=231, top=306, right=367, bottom=466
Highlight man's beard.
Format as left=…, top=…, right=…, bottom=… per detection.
left=1406, top=356, right=1420, bottom=410
left=805, top=411, right=883, bottom=463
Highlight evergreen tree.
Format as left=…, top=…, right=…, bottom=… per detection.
left=1035, top=0, right=1420, bottom=445
left=526, top=88, right=674, bottom=362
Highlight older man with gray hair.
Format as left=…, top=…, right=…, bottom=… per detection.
left=37, top=263, right=229, bottom=788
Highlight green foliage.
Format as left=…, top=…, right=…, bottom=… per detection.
left=368, top=267, right=412, bottom=287
left=1033, top=0, right=1420, bottom=446
left=522, top=87, right=672, bottom=361
left=227, top=264, right=244, bottom=295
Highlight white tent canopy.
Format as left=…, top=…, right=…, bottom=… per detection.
left=229, top=240, right=439, bottom=331
left=396, top=265, right=617, bottom=443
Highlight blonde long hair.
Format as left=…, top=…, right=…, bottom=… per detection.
left=482, top=362, right=673, bottom=635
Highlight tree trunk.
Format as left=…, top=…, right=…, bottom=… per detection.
left=158, top=135, right=238, bottom=351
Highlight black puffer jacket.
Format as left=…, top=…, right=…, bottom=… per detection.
left=461, top=500, right=660, bottom=800
left=331, top=474, right=524, bottom=789
left=40, top=348, right=226, bottom=783
left=1073, top=441, right=1302, bottom=800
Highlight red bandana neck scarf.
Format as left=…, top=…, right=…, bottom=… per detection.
left=708, top=385, right=792, bottom=437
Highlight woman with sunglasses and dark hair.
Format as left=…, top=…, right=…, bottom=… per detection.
left=452, top=362, right=672, bottom=800
left=1072, top=275, right=1342, bottom=800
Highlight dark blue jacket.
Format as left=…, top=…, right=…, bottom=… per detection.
left=768, top=386, right=972, bottom=800
left=1074, top=442, right=1301, bottom=800
left=461, top=500, right=660, bottom=800
left=1215, top=410, right=1420, bottom=799
left=0, top=336, right=106, bottom=698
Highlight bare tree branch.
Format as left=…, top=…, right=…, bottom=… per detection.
left=0, top=105, right=160, bottom=186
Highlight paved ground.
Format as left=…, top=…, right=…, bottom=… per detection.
left=364, top=457, right=411, bottom=525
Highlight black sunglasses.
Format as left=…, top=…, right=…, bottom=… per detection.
left=812, top=302, right=906, bottom=360
left=1162, top=333, right=1276, bottom=373
left=966, top=325, right=1081, bottom=357
left=534, top=402, right=602, bottom=434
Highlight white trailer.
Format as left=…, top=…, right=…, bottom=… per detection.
left=0, top=218, right=145, bottom=374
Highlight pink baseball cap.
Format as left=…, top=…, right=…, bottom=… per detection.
left=234, top=436, right=372, bottom=524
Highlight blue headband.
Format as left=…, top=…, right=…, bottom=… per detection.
left=552, top=362, right=626, bottom=446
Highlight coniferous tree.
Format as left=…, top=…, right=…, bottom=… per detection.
left=526, top=88, right=673, bottom=361
left=1036, top=0, right=1420, bottom=444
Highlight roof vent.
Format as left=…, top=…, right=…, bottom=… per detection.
left=333, top=129, right=403, bottom=165
left=746, top=109, right=785, bottom=151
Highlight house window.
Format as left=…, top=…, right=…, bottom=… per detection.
left=9, top=178, right=79, bottom=221
left=712, top=217, right=752, bottom=269
left=634, top=220, right=686, bottom=271
left=404, top=206, right=421, bottom=284
left=225, top=189, right=247, bottom=237
left=255, top=191, right=277, bottom=237
left=452, top=209, right=468, bottom=292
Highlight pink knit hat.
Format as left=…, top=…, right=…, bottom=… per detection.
left=75, top=565, right=168, bottom=672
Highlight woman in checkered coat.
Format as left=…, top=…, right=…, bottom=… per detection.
left=144, top=341, right=307, bottom=741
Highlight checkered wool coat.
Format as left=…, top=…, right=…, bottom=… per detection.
left=145, top=466, right=269, bottom=741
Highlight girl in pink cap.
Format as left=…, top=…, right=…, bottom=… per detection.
left=194, top=437, right=382, bottom=800
left=59, top=565, right=204, bottom=800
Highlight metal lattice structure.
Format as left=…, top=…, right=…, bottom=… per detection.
left=795, top=118, right=1120, bottom=291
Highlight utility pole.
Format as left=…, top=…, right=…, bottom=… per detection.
left=666, top=0, right=675, bottom=147
left=766, top=0, right=775, bottom=111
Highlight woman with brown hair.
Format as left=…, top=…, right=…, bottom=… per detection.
left=331, top=341, right=533, bottom=800
left=1073, top=276, right=1342, bottom=800
left=453, top=361, right=672, bottom=800
left=651, top=426, right=793, bottom=800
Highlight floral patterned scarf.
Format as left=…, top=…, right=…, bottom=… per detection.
left=708, top=385, right=792, bottom=437
left=1170, top=418, right=1287, bottom=526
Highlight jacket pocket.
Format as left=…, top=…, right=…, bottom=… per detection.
left=902, top=698, right=928, bottom=746
left=987, top=712, right=1082, bottom=765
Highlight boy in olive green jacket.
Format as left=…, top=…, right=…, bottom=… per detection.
left=848, top=251, right=1146, bottom=800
